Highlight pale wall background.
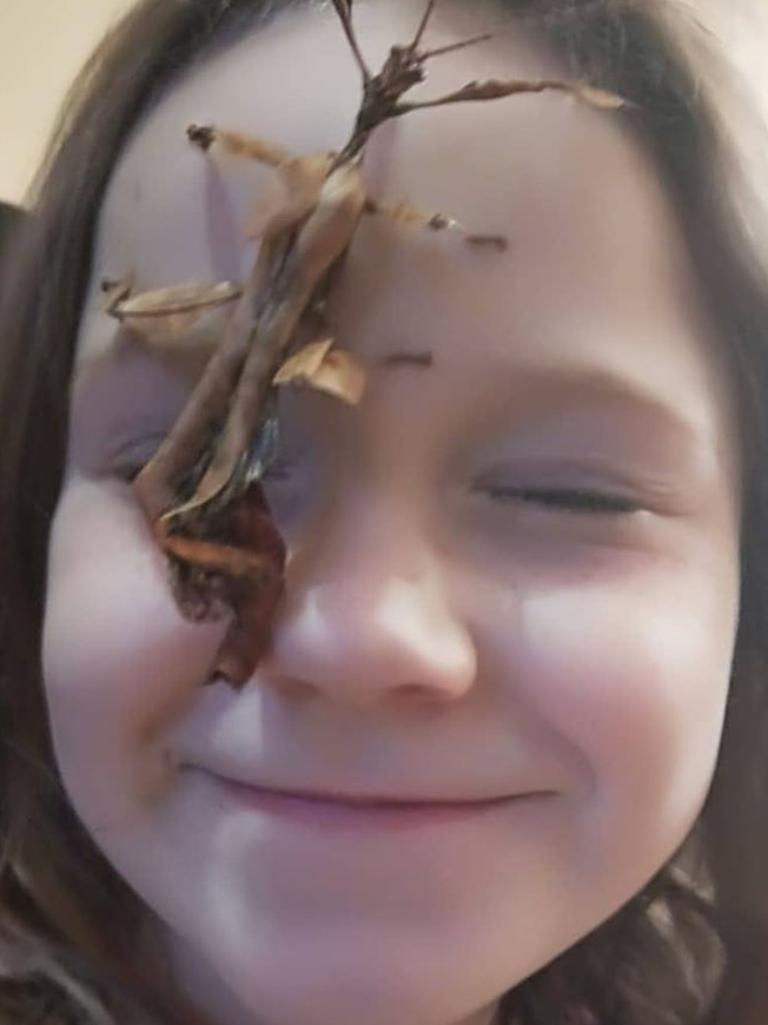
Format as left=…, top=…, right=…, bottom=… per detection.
left=0, top=0, right=133, bottom=204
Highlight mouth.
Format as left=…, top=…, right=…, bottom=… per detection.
left=205, top=773, right=549, bottom=830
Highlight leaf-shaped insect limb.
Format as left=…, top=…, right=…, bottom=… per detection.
left=273, top=338, right=367, bottom=405
left=110, top=281, right=242, bottom=348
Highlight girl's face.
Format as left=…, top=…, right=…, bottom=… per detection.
left=43, top=3, right=742, bottom=1025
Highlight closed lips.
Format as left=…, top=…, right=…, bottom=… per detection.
left=211, top=777, right=544, bottom=808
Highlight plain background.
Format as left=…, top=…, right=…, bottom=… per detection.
left=0, top=0, right=131, bottom=204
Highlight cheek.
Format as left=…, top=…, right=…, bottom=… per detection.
left=42, top=477, right=227, bottom=810
left=477, top=551, right=737, bottom=872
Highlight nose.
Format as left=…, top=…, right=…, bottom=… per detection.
left=259, top=498, right=477, bottom=707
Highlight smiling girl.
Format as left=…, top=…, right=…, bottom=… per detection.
left=1, top=2, right=768, bottom=1024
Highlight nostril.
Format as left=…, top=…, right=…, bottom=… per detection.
left=396, top=681, right=449, bottom=702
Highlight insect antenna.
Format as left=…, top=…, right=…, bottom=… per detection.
left=409, top=0, right=439, bottom=54
left=331, top=0, right=372, bottom=84
left=419, top=32, right=495, bottom=61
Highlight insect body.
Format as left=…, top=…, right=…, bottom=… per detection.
left=106, top=0, right=624, bottom=687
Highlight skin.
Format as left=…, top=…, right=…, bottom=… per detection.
left=42, top=2, right=742, bottom=1024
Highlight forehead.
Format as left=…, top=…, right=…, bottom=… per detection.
left=77, top=0, right=699, bottom=368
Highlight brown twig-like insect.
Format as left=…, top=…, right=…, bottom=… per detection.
left=108, top=0, right=625, bottom=688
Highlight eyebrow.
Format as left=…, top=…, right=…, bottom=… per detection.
left=72, top=333, right=210, bottom=397
left=492, top=361, right=703, bottom=434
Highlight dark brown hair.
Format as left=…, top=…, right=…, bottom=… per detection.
left=1, top=1, right=768, bottom=1023
left=0, top=201, right=25, bottom=252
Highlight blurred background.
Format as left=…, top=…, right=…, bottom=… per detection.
left=0, top=0, right=132, bottom=205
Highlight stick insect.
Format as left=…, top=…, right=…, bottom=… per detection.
left=105, top=0, right=625, bottom=688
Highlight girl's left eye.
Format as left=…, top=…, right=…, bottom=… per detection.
left=118, top=458, right=150, bottom=482
left=474, top=483, right=642, bottom=516
left=112, top=435, right=166, bottom=482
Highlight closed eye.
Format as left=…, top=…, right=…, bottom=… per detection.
left=475, top=485, right=642, bottom=516
left=112, top=434, right=167, bottom=482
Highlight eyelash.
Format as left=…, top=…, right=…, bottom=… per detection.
left=474, top=484, right=640, bottom=516
left=114, top=444, right=163, bottom=483
left=261, top=460, right=293, bottom=481
left=122, top=464, right=145, bottom=482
